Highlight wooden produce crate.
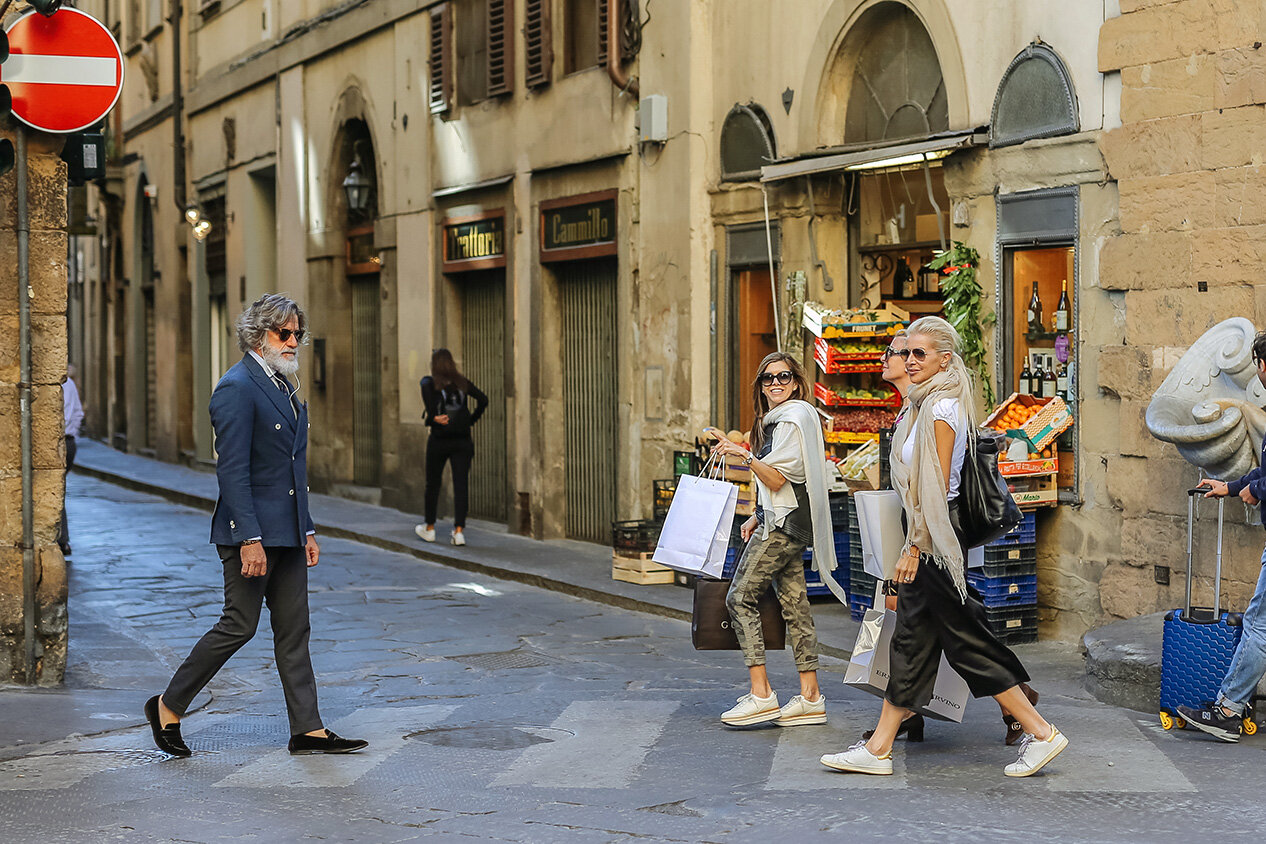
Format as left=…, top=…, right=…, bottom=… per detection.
left=825, top=430, right=880, bottom=445
left=998, top=457, right=1057, bottom=477
left=721, top=455, right=753, bottom=482
left=984, top=394, right=1074, bottom=452
left=612, top=552, right=676, bottom=585
left=803, top=302, right=910, bottom=339
left=813, top=380, right=900, bottom=407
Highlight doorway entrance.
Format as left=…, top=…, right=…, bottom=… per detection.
left=460, top=270, right=508, bottom=522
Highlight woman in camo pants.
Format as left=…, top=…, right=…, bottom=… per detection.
left=710, top=352, right=834, bottom=728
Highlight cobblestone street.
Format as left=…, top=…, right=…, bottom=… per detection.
left=0, top=475, right=1259, bottom=843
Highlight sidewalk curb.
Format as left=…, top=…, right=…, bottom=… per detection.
left=74, top=463, right=853, bottom=662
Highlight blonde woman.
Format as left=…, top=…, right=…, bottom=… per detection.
left=821, top=316, right=1067, bottom=778
left=709, top=352, right=843, bottom=728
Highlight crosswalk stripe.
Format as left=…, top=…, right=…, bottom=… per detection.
left=492, top=700, right=680, bottom=789
left=1039, top=704, right=1195, bottom=793
left=0, top=730, right=159, bottom=791
left=766, top=706, right=908, bottom=790
left=213, top=704, right=457, bottom=789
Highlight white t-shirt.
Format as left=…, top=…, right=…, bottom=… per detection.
left=899, top=397, right=968, bottom=500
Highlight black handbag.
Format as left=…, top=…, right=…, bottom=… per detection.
left=691, top=577, right=786, bottom=651
left=949, top=429, right=1023, bottom=548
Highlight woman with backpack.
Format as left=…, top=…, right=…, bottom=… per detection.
left=820, top=316, right=1066, bottom=778
left=414, top=349, right=488, bottom=546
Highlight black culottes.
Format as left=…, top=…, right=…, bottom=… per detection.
left=885, top=530, right=1030, bottom=709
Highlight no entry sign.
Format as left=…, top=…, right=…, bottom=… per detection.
left=1, top=8, right=124, bottom=134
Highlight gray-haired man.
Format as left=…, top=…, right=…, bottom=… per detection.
left=144, top=294, right=366, bottom=757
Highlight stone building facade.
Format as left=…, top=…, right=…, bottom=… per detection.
left=0, top=128, right=69, bottom=684
left=1092, top=0, right=1266, bottom=623
left=70, top=0, right=1266, bottom=643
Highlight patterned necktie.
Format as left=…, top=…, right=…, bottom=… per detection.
left=273, top=373, right=298, bottom=419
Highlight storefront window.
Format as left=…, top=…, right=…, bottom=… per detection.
left=854, top=164, right=950, bottom=315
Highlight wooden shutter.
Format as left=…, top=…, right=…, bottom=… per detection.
left=597, top=0, right=609, bottom=66
left=524, top=0, right=552, bottom=88
left=487, top=0, right=514, bottom=96
left=429, top=4, right=454, bottom=114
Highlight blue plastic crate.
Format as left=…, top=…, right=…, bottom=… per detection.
left=968, top=572, right=1038, bottom=607
left=722, top=546, right=739, bottom=579
left=848, top=591, right=873, bottom=622
left=988, top=512, right=1036, bottom=547
left=804, top=559, right=849, bottom=598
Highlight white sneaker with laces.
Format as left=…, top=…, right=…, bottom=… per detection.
left=1004, top=725, right=1068, bottom=777
left=415, top=525, right=436, bottom=542
left=775, top=694, right=827, bottom=726
left=451, top=531, right=466, bottom=546
left=721, top=692, right=780, bottom=726
left=820, top=741, right=893, bottom=775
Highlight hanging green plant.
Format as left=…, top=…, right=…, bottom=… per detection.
left=925, top=242, right=997, bottom=408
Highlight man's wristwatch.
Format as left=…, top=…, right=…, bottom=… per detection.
left=241, top=539, right=261, bottom=547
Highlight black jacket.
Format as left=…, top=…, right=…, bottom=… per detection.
left=420, top=376, right=488, bottom=439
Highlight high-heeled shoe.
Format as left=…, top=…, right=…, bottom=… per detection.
left=1002, top=683, right=1040, bottom=746
left=862, top=713, right=924, bottom=743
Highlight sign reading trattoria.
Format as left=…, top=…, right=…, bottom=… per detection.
left=442, top=212, right=506, bottom=272
left=540, top=190, right=618, bottom=263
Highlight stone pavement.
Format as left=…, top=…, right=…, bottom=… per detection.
left=2, top=473, right=1264, bottom=843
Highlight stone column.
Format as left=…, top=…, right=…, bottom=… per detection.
left=0, top=129, right=70, bottom=684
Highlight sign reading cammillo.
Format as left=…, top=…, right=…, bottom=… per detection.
left=540, top=190, right=618, bottom=263
left=442, top=213, right=506, bottom=272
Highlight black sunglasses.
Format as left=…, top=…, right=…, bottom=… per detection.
left=759, top=370, right=795, bottom=386
left=882, top=347, right=911, bottom=361
left=273, top=328, right=306, bottom=343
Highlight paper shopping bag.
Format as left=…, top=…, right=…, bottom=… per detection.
left=843, top=606, right=970, bottom=723
left=853, top=490, right=905, bottom=580
left=690, top=577, right=785, bottom=650
left=652, top=474, right=739, bottom=578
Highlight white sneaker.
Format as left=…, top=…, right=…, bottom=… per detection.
left=775, top=694, right=827, bottom=726
left=415, top=525, right=436, bottom=543
left=721, top=692, right=780, bottom=726
left=451, top=531, right=466, bottom=546
left=1004, top=726, right=1068, bottom=777
left=820, top=741, right=893, bottom=775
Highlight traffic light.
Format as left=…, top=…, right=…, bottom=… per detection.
left=0, top=28, right=12, bottom=178
left=60, top=131, right=105, bottom=186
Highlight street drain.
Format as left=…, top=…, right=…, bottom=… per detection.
left=446, top=649, right=565, bottom=670
left=406, top=724, right=574, bottom=751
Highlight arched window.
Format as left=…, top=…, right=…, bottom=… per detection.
left=720, top=103, right=776, bottom=181
left=991, top=43, right=1078, bottom=148
left=842, top=2, right=947, bottom=144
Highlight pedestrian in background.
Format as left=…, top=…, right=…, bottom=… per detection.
left=1181, top=330, right=1266, bottom=742
left=709, top=351, right=838, bottom=728
left=58, top=365, right=84, bottom=557
left=145, top=294, right=367, bottom=758
left=822, top=315, right=1065, bottom=778
left=415, top=349, right=488, bottom=547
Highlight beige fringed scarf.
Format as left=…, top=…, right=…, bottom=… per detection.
left=889, top=369, right=968, bottom=601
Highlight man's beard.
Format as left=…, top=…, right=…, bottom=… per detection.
left=262, top=345, right=300, bottom=377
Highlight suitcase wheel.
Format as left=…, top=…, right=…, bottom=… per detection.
left=1159, top=711, right=1174, bottom=730
left=1173, top=715, right=1187, bottom=730
left=1244, top=718, right=1258, bottom=736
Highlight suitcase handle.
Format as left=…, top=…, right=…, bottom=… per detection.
left=1185, top=485, right=1226, bottom=616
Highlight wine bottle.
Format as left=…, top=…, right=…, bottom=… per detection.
left=1019, top=359, right=1033, bottom=395
left=1027, top=282, right=1044, bottom=335
left=1056, top=362, right=1069, bottom=400
left=1042, top=356, right=1057, bottom=399
left=1054, top=280, right=1070, bottom=332
left=897, top=258, right=917, bottom=298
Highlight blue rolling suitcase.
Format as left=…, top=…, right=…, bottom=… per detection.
left=1159, top=488, right=1250, bottom=732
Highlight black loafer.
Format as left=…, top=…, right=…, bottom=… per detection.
left=288, top=729, right=369, bottom=755
left=144, top=695, right=191, bottom=757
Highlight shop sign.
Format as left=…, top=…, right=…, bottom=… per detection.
left=443, top=213, right=506, bottom=272
left=540, top=190, right=618, bottom=263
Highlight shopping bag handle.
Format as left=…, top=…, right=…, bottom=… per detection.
left=699, top=449, right=726, bottom=480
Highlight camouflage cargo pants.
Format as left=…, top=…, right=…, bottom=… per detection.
left=725, top=528, right=820, bottom=672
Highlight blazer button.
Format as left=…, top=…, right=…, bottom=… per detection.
left=230, top=520, right=236, bottom=528
left=275, top=423, right=282, bottom=431
left=289, top=489, right=295, bottom=495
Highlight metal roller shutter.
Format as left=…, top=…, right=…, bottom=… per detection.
left=461, top=271, right=508, bottom=522
left=351, top=276, right=382, bottom=487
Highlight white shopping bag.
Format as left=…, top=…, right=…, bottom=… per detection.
left=652, top=474, right=739, bottom=578
left=853, top=490, right=905, bottom=580
left=967, top=545, right=984, bottom=569
left=843, top=606, right=971, bottom=723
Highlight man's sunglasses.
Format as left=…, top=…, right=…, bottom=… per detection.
left=759, top=371, right=795, bottom=386
left=273, top=328, right=306, bottom=343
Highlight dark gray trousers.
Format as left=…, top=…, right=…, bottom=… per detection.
left=163, top=544, right=323, bottom=735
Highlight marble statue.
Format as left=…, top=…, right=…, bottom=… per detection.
left=1146, top=317, right=1266, bottom=481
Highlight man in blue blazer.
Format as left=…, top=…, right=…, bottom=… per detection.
left=1181, top=330, right=1266, bottom=743
left=144, top=294, right=367, bottom=757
